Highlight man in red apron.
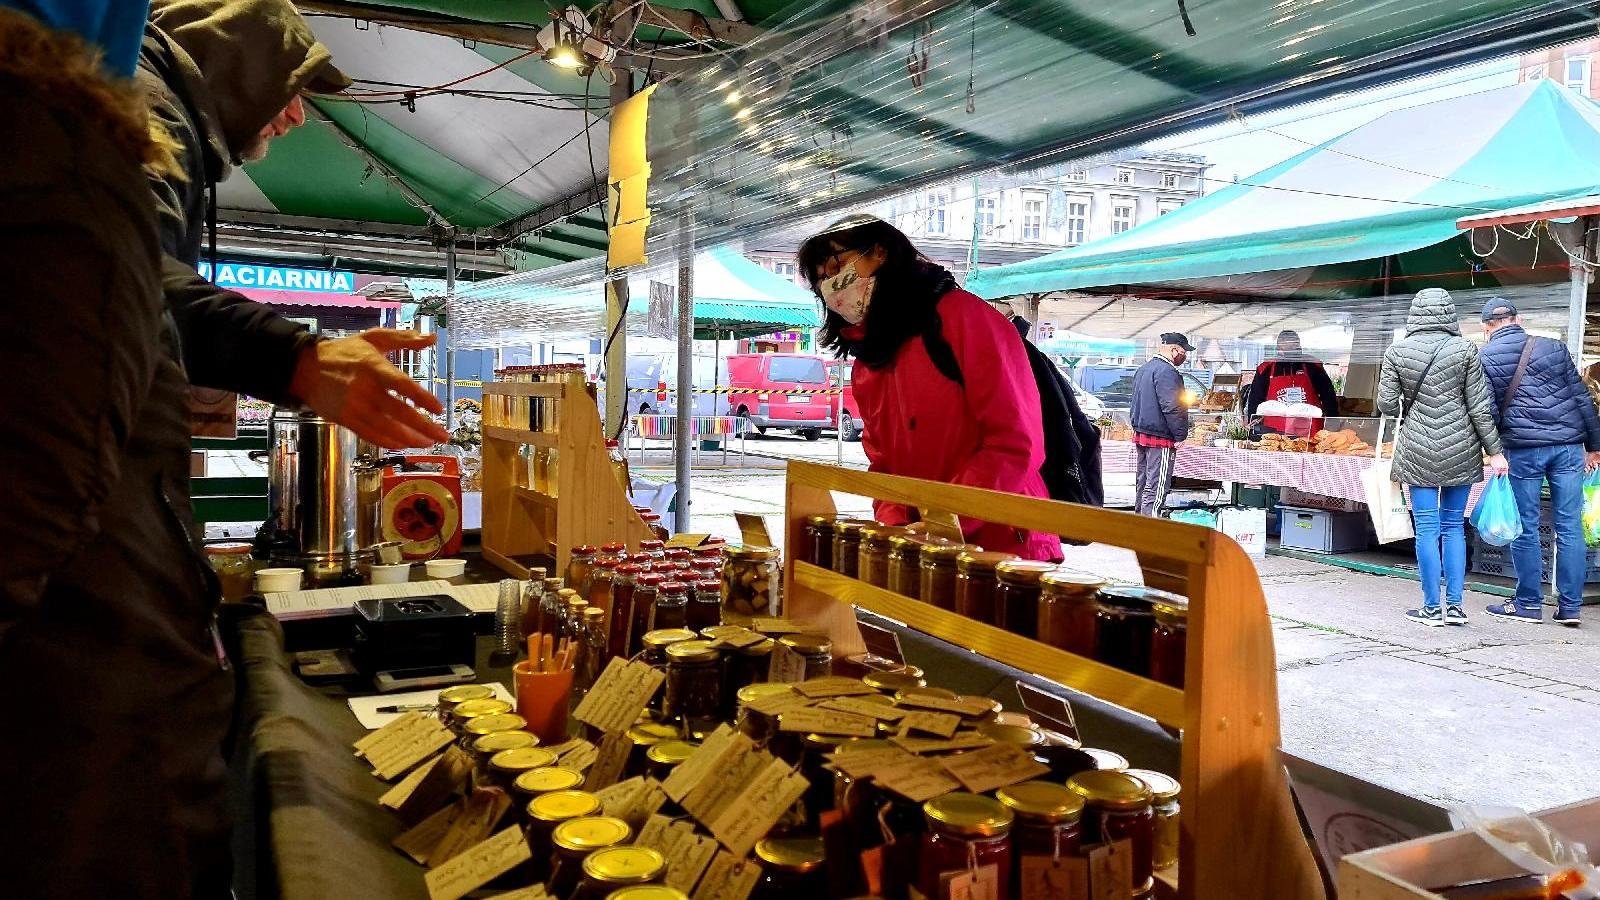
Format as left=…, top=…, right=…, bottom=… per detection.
left=1245, top=330, right=1340, bottom=436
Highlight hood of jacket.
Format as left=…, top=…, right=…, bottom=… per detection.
left=0, top=1, right=149, bottom=76
left=1405, top=287, right=1462, bottom=337
left=148, top=0, right=348, bottom=166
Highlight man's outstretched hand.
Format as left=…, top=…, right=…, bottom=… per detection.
left=289, top=329, right=450, bottom=450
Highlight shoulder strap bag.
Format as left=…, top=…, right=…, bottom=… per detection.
left=1495, top=336, right=1536, bottom=427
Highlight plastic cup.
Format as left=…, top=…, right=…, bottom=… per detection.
left=370, top=563, right=412, bottom=585
left=425, top=558, right=468, bottom=583
left=253, top=567, right=303, bottom=593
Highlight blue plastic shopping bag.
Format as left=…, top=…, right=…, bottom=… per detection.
left=1470, top=474, right=1523, bottom=547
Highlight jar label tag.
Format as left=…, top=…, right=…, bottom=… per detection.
left=895, top=710, right=962, bottom=738
left=706, top=756, right=811, bottom=857
left=422, top=825, right=531, bottom=900
left=776, top=706, right=878, bottom=737
left=692, top=852, right=761, bottom=900
left=1021, top=855, right=1088, bottom=900
left=573, top=658, right=666, bottom=734
left=794, top=675, right=878, bottom=699
left=1089, top=839, right=1135, bottom=900
left=945, top=863, right=1000, bottom=900
left=582, top=729, right=632, bottom=791
left=666, top=831, right=719, bottom=892
left=426, top=788, right=512, bottom=868
left=820, top=696, right=907, bottom=722
left=938, top=743, right=1050, bottom=794
left=767, top=642, right=809, bottom=683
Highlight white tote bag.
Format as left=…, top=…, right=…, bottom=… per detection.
left=1360, top=415, right=1414, bottom=543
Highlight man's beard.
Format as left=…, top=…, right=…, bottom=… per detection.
left=239, top=135, right=270, bottom=162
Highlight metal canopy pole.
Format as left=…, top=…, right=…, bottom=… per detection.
left=444, top=235, right=458, bottom=435
left=675, top=207, right=694, bottom=532
left=1568, top=216, right=1594, bottom=360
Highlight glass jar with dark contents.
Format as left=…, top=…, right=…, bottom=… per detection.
left=753, top=836, right=827, bottom=899
left=797, top=732, right=849, bottom=827
left=1095, top=586, right=1160, bottom=676
left=777, top=633, right=832, bottom=681
left=662, top=640, right=723, bottom=734
left=608, top=563, right=643, bottom=660
left=888, top=533, right=940, bottom=598
left=525, top=790, right=603, bottom=883
left=722, top=545, right=779, bottom=619
left=1149, top=595, right=1189, bottom=688
left=640, top=628, right=697, bottom=668
left=804, top=515, right=836, bottom=570
left=488, top=746, right=559, bottom=791
left=689, top=578, right=724, bottom=631
left=1126, top=769, right=1180, bottom=872
left=858, top=524, right=909, bottom=588
left=548, top=815, right=633, bottom=900
left=1038, top=571, right=1105, bottom=657
left=955, top=551, right=1017, bottom=625
left=625, top=721, right=681, bottom=778
left=512, top=766, right=586, bottom=811
left=652, top=582, right=690, bottom=631
left=917, top=793, right=1015, bottom=900
left=437, top=684, right=495, bottom=725
left=599, top=541, right=627, bottom=564
left=994, top=559, right=1055, bottom=640
left=831, top=737, right=899, bottom=845
left=919, top=543, right=976, bottom=610
left=628, top=574, right=666, bottom=657
left=1068, top=770, right=1156, bottom=895
left=726, top=636, right=775, bottom=706
left=832, top=520, right=871, bottom=578
left=574, top=846, right=666, bottom=900
left=996, top=780, right=1084, bottom=884
left=736, top=682, right=793, bottom=747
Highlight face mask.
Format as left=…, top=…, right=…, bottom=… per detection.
left=819, top=262, right=874, bottom=325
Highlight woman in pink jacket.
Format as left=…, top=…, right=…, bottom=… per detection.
left=799, top=216, right=1061, bottom=561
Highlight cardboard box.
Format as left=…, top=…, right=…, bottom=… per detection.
left=190, top=450, right=207, bottom=477
left=1280, top=486, right=1366, bottom=514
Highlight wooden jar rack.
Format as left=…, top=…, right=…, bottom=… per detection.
left=480, top=377, right=651, bottom=580
left=780, top=460, right=1325, bottom=900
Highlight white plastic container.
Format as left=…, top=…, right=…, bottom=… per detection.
left=253, top=567, right=304, bottom=593
left=424, top=558, right=467, bottom=580
left=369, top=563, right=412, bottom=585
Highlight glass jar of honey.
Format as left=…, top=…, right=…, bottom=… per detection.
left=1126, top=769, right=1181, bottom=872
left=918, top=542, right=974, bottom=610
left=804, top=515, right=836, bottom=570
left=525, top=790, right=603, bottom=883
left=437, top=684, right=494, bottom=724
left=1095, top=586, right=1160, bottom=676
left=628, top=574, right=666, bottom=658
left=1038, top=572, right=1105, bottom=657
left=1068, top=770, right=1156, bottom=895
left=832, top=520, right=871, bottom=578
left=918, top=793, right=1015, bottom=900
left=754, top=836, right=828, bottom=899
left=470, top=729, right=539, bottom=774
left=858, top=524, right=909, bottom=588
left=1149, top=595, right=1190, bottom=688
left=512, top=766, right=586, bottom=809
left=888, top=534, right=939, bottom=598
left=994, top=559, right=1055, bottom=640
left=955, top=551, right=1017, bottom=625
left=488, top=746, right=559, bottom=791
left=460, top=713, right=527, bottom=750
left=204, top=542, right=259, bottom=602
left=549, top=815, right=634, bottom=900
left=449, top=697, right=513, bottom=736
left=574, top=846, right=667, bottom=900
left=566, top=545, right=598, bottom=595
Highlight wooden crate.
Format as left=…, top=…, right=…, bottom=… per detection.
left=780, top=461, right=1326, bottom=900
left=1340, top=799, right=1600, bottom=899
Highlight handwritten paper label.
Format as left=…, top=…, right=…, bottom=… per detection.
left=897, top=710, right=961, bottom=738
left=896, top=693, right=995, bottom=718
left=820, top=696, right=905, bottom=721
left=666, top=532, right=711, bottom=549
left=767, top=643, right=808, bottom=683
left=380, top=751, right=441, bottom=809
left=873, top=756, right=963, bottom=802
left=1021, top=855, right=1089, bottom=900
left=663, top=726, right=748, bottom=803
left=777, top=706, right=877, bottom=737
left=560, top=740, right=599, bottom=772
left=940, top=744, right=1050, bottom=794
left=1089, top=840, right=1134, bottom=900
left=635, top=814, right=675, bottom=852
left=707, top=757, right=810, bottom=857
left=794, top=676, right=877, bottom=699
left=355, top=711, right=428, bottom=756
left=428, top=789, right=511, bottom=867
left=891, top=733, right=996, bottom=755
left=573, top=658, right=665, bottom=733
left=827, top=745, right=916, bottom=780
left=745, top=687, right=812, bottom=718
left=667, top=832, right=720, bottom=892
left=381, top=745, right=472, bottom=822
left=710, top=628, right=767, bottom=650
left=584, top=730, right=632, bottom=791
left=684, top=745, right=765, bottom=824
left=483, top=886, right=555, bottom=900
left=751, top=617, right=805, bottom=634
left=595, top=776, right=666, bottom=826
left=543, top=738, right=587, bottom=758
left=693, top=852, right=762, bottom=900
left=423, top=825, right=531, bottom=900
left=370, top=723, right=455, bottom=781
left=394, top=798, right=463, bottom=864
left=945, top=864, right=1001, bottom=900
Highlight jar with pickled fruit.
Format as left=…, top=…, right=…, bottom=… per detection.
left=608, top=563, right=643, bottom=660
left=662, top=640, right=722, bottom=734
left=488, top=746, right=558, bottom=791
left=513, top=766, right=586, bottom=808
left=804, top=515, right=836, bottom=570
left=1038, top=572, right=1105, bottom=657
left=1095, top=586, right=1161, bottom=676
left=996, top=781, right=1084, bottom=884
left=525, top=789, right=603, bottom=883
left=994, top=559, right=1055, bottom=640
left=548, top=815, right=633, bottom=899
left=628, top=574, right=666, bottom=657
left=688, top=578, right=723, bottom=631
left=917, top=793, right=1015, bottom=900
left=1126, top=769, right=1180, bottom=872
left=753, top=835, right=827, bottom=899
left=574, top=846, right=667, bottom=900
left=204, top=542, right=259, bottom=602
left=887, top=533, right=939, bottom=598
left=471, top=729, right=539, bottom=772
left=645, top=739, right=697, bottom=780
left=437, top=684, right=495, bottom=724
left=777, top=633, right=832, bottom=681
left=566, top=545, right=598, bottom=595
left=919, top=543, right=974, bottom=610
left=652, top=582, right=690, bottom=632
left=722, top=545, right=779, bottom=618
left=736, top=682, right=792, bottom=746
left=955, top=551, right=1016, bottom=624
left=832, top=520, right=870, bottom=578
left=1149, top=595, right=1189, bottom=688
left=449, top=697, right=513, bottom=736
left=640, top=627, right=696, bottom=668
left=1068, top=770, right=1156, bottom=894
left=857, top=524, right=907, bottom=588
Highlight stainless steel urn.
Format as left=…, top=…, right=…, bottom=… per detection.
left=255, top=408, right=385, bottom=585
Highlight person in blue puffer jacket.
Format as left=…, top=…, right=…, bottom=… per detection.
left=1478, top=297, right=1600, bottom=627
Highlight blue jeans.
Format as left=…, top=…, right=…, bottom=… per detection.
left=1410, top=484, right=1471, bottom=609
left=1508, top=443, right=1586, bottom=616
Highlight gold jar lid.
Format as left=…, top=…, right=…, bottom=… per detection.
left=979, top=722, right=1045, bottom=748
left=473, top=730, right=539, bottom=756
left=584, top=607, right=607, bottom=624
left=755, top=836, right=826, bottom=873
left=725, top=544, right=778, bottom=560
left=463, top=713, right=527, bottom=736
left=921, top=542, right=980, bottom=562
left=779, top=633, right=832, bottom=656
left=513, top=766, right=585, bottom=795
left=858, top=524, right=910, bottom=547
left=646, top=739, right=698, bottom=766
left=666, top=639, right=720, bottom=664
left=700, top=624, right=748, bottom=641
left=805, top=515, right=837, bottom=529
left=451, top=697, right=513, bottom=722
left=438, top=684, right=494, bottom=707
left=956, top=550, right=1018, bottom=573
left=552, top=815, right=632, bottom=853
left=833, top=519, right=873, bottom=538
left=737, top=682, right=793, bottom=705
left=995, top=559, right=1057, bottom=585
left=850, top=692, right=896, bottom=709
left=627, top=721, right=682, bottom=746
left=527, top=789, right=602, bottom=823
left=801, top=731, right=851, bottom=751
left=862, top=671, right=927, bottom=693
left=735, top=637, right=775, bottom=657
left=997, top=781, right=1086, bottom=823
left=1127, top=768, right=1181, bottom=802
left=887, top=532, right=933, bottom=552
left=1084, top=747, right=1129, bottom=771
left=642, top=628, right=698, bottom=650
left=1040, top=571, right=1107, bottom=594
left=606, top=886, right=688, bottom=900
left=1153, top=596, right=1190, bottom=623
left=923, top=792, right=1014, bottom=837
left=958, top=696, right=1003, bottom=719
left=489, top=746, right=557, bottom=774
left=895, top=685, right=957, bottom=702
left=994, top=711, right=1034, bottom=728
left=583, top=846, right=666, bottom=885
left=1068, top=770, right=1154, bottom=810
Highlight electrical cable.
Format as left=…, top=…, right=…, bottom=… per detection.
left=339, top=48, right=539, bottom=98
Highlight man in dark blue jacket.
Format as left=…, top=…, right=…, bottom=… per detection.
left=1130, top=332, right=1194, bottom=516
left=1478, top=298, right=1600, bottom=626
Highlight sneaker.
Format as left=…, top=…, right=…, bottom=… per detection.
left=1444, top=606, right=1468, bottom=626
left=1554, top=610, right=1582, bottom=628
left=1406, top=607, right=1445, bottom=627
left=1485, top=602, right=1542, bottom=624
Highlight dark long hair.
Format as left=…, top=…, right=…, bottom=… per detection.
left=797, top=215, right=960, bottom=373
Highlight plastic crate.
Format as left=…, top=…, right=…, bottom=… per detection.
left=1278, top=506, right=1370, bottom=554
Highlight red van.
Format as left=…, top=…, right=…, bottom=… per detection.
left=826, top=359, right=863, bottom=442
left=726, top=353, right=832, bottom=440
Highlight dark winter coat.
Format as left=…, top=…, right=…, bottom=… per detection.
left=1377, top=288, right=1503, bottom=487
left=1480, top=324, right=1600, bottom=451
left=1130, top=356, right=1188, bottom=442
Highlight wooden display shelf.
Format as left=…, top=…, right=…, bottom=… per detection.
left=780, top=460, right=1325, bottom=900
left=481, top=377, right=651, bottom=579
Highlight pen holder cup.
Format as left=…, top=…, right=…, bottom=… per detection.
left=514, top=661, right=574, bottom=744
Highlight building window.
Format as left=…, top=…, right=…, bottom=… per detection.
left=927, top=190, right=949, bottom=235
left=1066, top=200, right=1088, bottom=244
left=976, top=196, right=998, bottom=231
left=1112, top=199, right=1136, bottom=234
left=1115, top=168, right=1134, bottom=184
left=1567, top=57, right=1590, bottom=95
left=1158, top=200, right=1182, bottom=216
left=1527, top=63, right=1547, bottom=81
left=1066, top=170, right=1086, bottom=182
left=1021, top=192, right=1046, bottom=241
left=772, top=261, right=797, bottom=279
left=1161, top=172, right=1179, bottom=188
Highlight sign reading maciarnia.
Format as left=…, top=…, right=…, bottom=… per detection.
left=197, top=261, right=355, bottom=293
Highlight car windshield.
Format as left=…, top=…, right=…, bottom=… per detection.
left=769, top=357, right=825, bottom=383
